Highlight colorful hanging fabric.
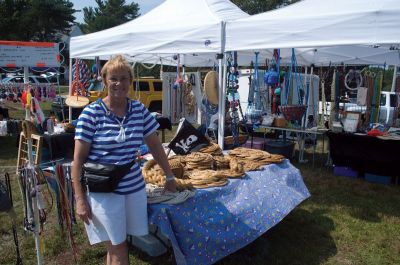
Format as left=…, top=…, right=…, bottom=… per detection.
left=71, top=59, right=90, bottom=96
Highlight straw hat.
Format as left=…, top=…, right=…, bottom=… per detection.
left=65, top=95, right=89, bottom=108
left=204, top=71, right=218, bottom=105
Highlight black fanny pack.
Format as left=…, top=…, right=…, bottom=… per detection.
left=82, top=160, right=135, bottom=193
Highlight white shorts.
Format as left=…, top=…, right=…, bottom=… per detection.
left=84, top=188, right=148, bottom=245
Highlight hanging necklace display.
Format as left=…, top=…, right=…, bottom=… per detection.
left=329, top=69, right=338, bottom=128
left=171, top=54, right=184, bottom=123
left=319, top=65, right=332, bottom=128
left=370, top=71, right=383, bottom=123
left=246, top=52, right=263, bottom=127
left=279, top=48, right=307, bottom=127
left=226, top=51, right=246, bottom=147
left=182, top=74, right=197, bottom=119
left=264, top=49, right=280, bottom=114
left=364, top=71, right=375, bottom=125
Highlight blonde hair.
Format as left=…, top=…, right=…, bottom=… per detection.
left=101, top=55, right=133, bottom=85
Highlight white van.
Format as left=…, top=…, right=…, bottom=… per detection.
left=344, top=91, right=399, bottom=124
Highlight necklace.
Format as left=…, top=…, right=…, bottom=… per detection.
left=101, top=98, right=128, bottom=143
left=115, top=116, right=126, bottom=143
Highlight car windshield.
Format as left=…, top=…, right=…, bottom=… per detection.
left=380, top=94, right=386, bottom=106
left=390, top=94, right=398, bottom=107
left=1, top=77, right=13, bottom=83
left=35, top=77, right=49, bottom=83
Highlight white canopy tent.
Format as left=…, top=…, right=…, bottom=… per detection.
left=225, top=0, right=400, bottom=51
left=70, top=0, right=400, bottom=148
left=220, top=0, right=400, bottom=147
left=70, top=0, right=248, bottom=58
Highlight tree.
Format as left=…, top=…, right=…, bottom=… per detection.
left=81, top=0, right=140, bottom=33
left=231, top=0, right=300, bottom=15
left=0, top=0, right=76, bottom=42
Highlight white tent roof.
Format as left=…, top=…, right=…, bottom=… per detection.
left=226, top=0, right=400, bottom=51
left=70, top=0, right=248, bottom=58
left=71, top=0, right=400, bottom=67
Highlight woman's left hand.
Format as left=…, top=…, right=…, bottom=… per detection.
left=164, top=179, right=177, bottom=192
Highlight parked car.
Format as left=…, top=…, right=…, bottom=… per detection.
left=1, top=75, right=50, bottom=84
left=40, top=72, right=59, bottom=83
left=88, top=77, right=163, bottom=113
left=319, top=91, right=400, bottom=124
left=344, top=91, right=399, bottom=124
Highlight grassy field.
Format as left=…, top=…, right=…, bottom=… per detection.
left=0, top=102, right=399, bottom=265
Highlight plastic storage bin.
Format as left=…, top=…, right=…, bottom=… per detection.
left=127, top=234, right=167, bottom=257
left=333, top=166, right=359, bottom=178
left=264, top=140, right=295, bottom=158
left=364, top=173, right=392, bottom=185
left=127, top=224, right=170, bottom=257
left=242, top=137, right=264, bottom=150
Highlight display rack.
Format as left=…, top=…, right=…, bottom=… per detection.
left=260, top=125, right=328, bottom=167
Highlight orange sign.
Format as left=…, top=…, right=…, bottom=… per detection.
left=0, top=40, right=60, bottom=67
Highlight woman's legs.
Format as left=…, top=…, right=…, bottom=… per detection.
left=105, top=241, right=128, bottom=265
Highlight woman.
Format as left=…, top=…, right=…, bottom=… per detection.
left=71, top=55, right=177, bottom=265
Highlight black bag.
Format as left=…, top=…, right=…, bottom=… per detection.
left=82, top=160, right=135, bottom=193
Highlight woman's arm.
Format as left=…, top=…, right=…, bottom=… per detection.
left=71, top=139, right=92, bottom=224
left=144, top=132, right=177, bottom=192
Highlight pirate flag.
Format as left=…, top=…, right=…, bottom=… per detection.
left=168, top=119, right=209, bottom=155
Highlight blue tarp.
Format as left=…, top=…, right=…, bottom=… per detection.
left=148, top=160, right=310, bottom=265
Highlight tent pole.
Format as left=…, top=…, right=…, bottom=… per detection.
left=24, top=127, right=43, bottom=265
left=218, top=21, right=226, bottom=150
left=160, top=58, right=163, bottom=80
left=391, top=65, right=397, bottom=92
left=68, top=57, right=73, bottom=122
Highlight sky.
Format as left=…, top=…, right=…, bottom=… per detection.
left=70, top=0, right=165, bottom=23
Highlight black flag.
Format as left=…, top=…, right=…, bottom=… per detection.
left=168, top=119, right=210, bottom=155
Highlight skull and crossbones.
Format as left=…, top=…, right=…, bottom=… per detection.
left=175, top=135, right=198, bottom=153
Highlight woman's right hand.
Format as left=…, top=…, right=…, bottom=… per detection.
left=75, top=196, right=92, bottom=225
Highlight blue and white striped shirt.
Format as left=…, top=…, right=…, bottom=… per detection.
left=75, top=98, right=159, bottom=194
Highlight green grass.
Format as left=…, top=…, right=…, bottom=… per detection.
left=1, top=106, right=399, bottom=264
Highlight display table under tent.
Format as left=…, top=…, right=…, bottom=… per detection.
left=137, top=159, right=310, bottom=265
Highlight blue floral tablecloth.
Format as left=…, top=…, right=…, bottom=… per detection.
left=148, top=160, right=310, bottom=265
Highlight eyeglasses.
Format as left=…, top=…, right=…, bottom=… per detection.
left=108, top=76, right=130, bottom=84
